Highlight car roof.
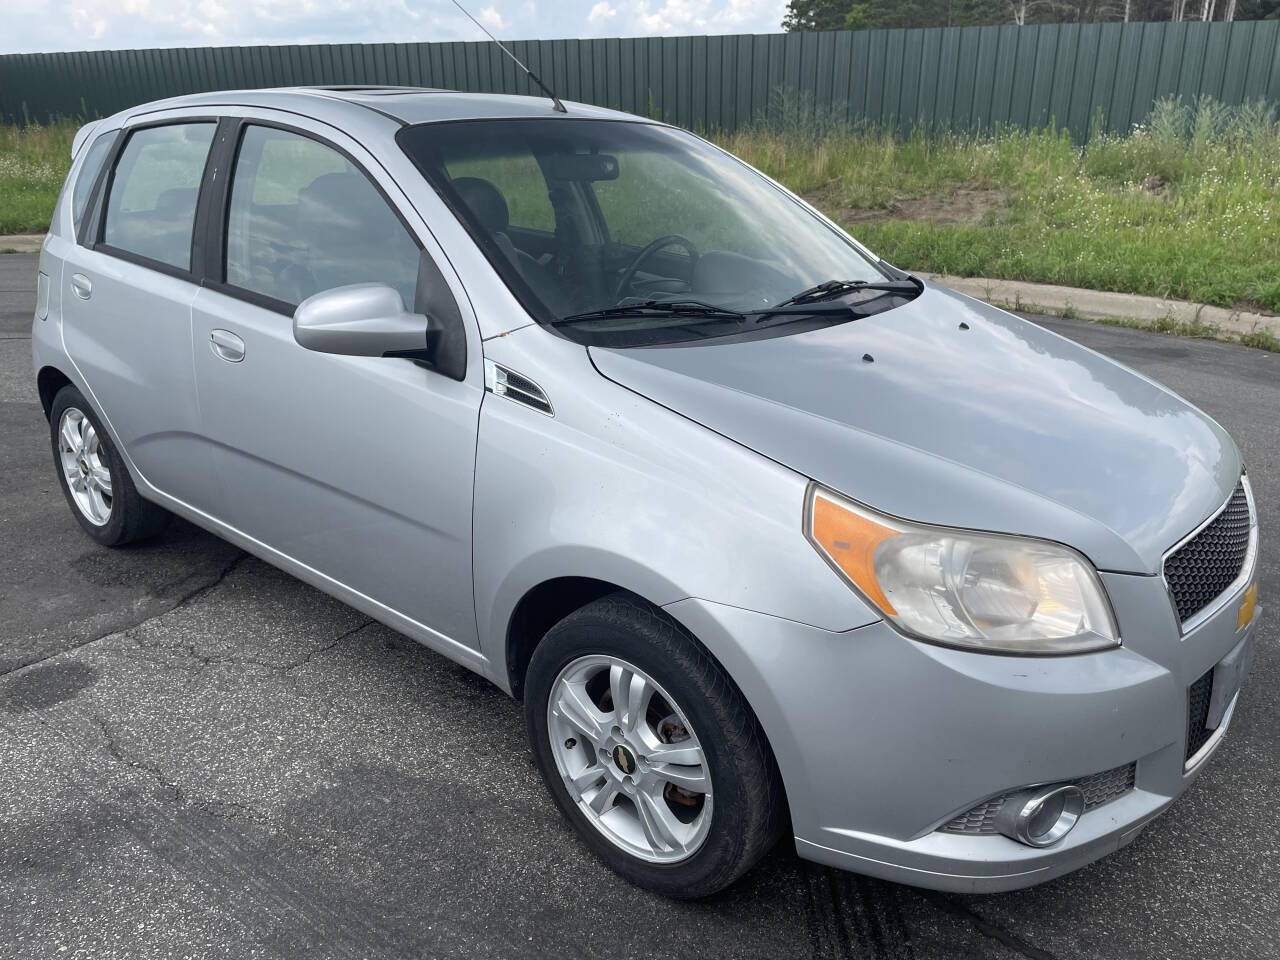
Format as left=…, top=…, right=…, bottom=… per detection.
left=115, top=85, right=647, bottom=128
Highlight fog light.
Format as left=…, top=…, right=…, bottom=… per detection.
left=994, top=785, right=1085, bottom=847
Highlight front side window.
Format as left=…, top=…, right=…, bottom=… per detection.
left=102, top=123, right=215, bottom=269
left=399, top=120, right=894, bottom=346
left=225, top=125, right=420, bottom=310
left=71, top=130, right=116, bottom=240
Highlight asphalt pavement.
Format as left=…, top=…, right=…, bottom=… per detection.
left=2, top=252, right=1277, bottom=959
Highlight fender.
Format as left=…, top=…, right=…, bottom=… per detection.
left=472, top=326, right=881, bottom=692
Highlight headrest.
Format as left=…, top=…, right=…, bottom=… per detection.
left=154, top=187, right=196, bottom=215
left=297, top=173, right=381, bottom=236
left=452, top=176, right=510, bottom=234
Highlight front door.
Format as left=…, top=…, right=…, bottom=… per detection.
left=190, top=118, right=483, bottom=653
left=60, top=120, right=223, bottom=514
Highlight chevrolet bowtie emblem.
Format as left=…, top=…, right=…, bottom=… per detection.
left=612, top=745, right=635, bottom=775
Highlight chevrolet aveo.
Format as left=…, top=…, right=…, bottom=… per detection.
left=33, top=87, right=1260, bottom=899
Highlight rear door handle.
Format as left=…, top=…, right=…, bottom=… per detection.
left=70, top=273, right=92, bottom=300
left=210, top=329, right=245, bottom=363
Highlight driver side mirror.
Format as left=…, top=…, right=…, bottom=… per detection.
left=293, top=283, right=433, bottom=360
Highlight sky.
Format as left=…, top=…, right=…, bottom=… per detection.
left=0, top=0, right=790, bottom=54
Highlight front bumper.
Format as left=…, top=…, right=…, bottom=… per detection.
left=665, top=569, right=1260, bottom=894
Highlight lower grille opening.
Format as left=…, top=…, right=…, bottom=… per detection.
left=1186, top=669, right=1215, bottom=762
left=939, top=762, right=1137, bottom=835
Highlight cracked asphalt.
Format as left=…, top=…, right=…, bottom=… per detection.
left=2, top=252, right=1277, bottom=959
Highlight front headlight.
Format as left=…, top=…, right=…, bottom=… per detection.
left=805, top=484, right=1119, bottom=654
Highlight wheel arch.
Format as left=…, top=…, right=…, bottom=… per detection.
left=504, top=576, right=630, bottom=701
left=37, top=365, right=74, bottom=420
left=508, top=581, right=794, bottom=842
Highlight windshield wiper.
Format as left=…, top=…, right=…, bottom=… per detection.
left=551, top=299, right=747, bottom=326
left=766, top=277, right=922, bottom=311
left=746, top=277, right=923, bottom=324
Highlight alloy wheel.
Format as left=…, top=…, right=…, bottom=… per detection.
left=547, top=654, right=713, bottom=863
left=57, top=407, right=113, bottom=526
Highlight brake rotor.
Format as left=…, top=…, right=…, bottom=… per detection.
left=658, top=713, right=702, bottom=807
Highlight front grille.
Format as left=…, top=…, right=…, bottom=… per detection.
left=940, top=762, right=1137, bottom=835
left=1164, top=481, right=1251, bottom=625
left=1186, top=669, right=1215, bottom=762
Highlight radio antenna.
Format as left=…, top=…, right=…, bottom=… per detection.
left=449, top=0, right=567, bottom=113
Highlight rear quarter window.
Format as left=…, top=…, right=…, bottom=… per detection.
left=71, top=131, right=116, bottom=241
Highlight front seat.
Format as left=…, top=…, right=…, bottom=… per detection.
left=451, top=177, right=541, bottom=278
left=280, top=171, right=418, bottom=307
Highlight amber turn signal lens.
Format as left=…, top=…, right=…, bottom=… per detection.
left=804, top=483, right=1119, bottom=653
left=809, top=490, right=900, bottom=614
left=1237, top=582, right=1258, bottom=630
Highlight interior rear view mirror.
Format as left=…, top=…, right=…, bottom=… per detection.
left=543, top=152, right=620, bottom=182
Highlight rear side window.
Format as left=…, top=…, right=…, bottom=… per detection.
left=102, top=123, right=215, bottom=269
left=225, top=125, right=420, bottom=310
left=71, top=131, right=115, bottom=240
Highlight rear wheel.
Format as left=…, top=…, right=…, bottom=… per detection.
left=525, top=593, right=784, bottom=898
left=50, top=385, right=170, bottom=546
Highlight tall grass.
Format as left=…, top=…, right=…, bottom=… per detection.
left=3, top=99, right=1278, bottom=312
left=720, top=96, right=1280, bottom=312
left=0, top=120, right=77, bottom=234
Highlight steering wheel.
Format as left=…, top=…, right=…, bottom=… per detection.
left=613, top=235, right=700, bottom=301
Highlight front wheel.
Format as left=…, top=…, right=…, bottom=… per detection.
left=49, top=385, right=170, bottom=546
left=525, top=593, right=784, bottom=898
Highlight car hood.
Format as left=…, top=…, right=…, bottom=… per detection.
left=589, top=284, right=1240, bottom=575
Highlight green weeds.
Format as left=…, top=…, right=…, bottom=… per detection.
left=0, top=120, right=77, bottom=234
left=4, top=98, right=1279, bottom=319
left=721, top=96, right=1280, bottom=313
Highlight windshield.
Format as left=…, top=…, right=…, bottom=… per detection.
left=398, top=119, right=895, bottom=346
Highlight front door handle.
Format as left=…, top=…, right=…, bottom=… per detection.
left=70, top=273, right=92, bottom=300
left=209, top=329, right=245, bottom=363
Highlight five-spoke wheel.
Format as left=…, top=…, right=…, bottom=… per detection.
left=57, top=406, right=113, bottom=526
left=526, top=593, right=784, bottom=898
left=548, top=654, right=713, bottom=863
left=49, top=384, right=170, bottom=546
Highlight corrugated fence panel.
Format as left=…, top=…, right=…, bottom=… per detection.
left=2, top=23, right=1278, bottom=138
left=1271, top=27, right=1280, bottom=101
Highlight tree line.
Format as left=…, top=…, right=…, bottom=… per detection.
left=782, top=0, right=1280, bottom=31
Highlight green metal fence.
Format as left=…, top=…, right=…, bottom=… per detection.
left=3, top=21, right=1279, bottom=137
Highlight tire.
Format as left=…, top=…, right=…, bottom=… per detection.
left=525, top=592, right=784, bottom=898
left=49, top=384, right=170, bottom=546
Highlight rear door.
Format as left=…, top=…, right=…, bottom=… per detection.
left=189, top=114, right=485, bottom=655
left=60, top=116, right=223, bottom=514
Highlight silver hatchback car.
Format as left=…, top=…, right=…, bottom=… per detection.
left=34, top=87, right=1260, bottom=898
